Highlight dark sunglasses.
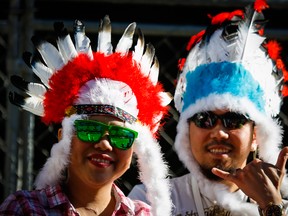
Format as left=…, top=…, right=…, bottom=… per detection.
left=188, top=111, right=252, bottom=130
left=74, top=120, right=138, bottom=150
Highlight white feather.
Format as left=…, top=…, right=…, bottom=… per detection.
left=27, top=83, right=46, bottom=99
left=149, top=56, right=159, bottom=86
left=159, top=92, right=173, bottom=106
left=56, top=32, right=78, bottom=64
left=237, top=24, right=265, bottom=62
left=234, top=5, right=266, bottom=62
left=36, top=41, right=65, bottom=71
left=132, top=28, right=145, bottom=63
left=206, top=30, right=231, bottom=63
left=140, top=43, right=155, bottom=77
left=31, top=60, right=53, bottom=88
left=97, top=15, right=112, bottom=55
left=115, top=22, right=136, bottom=55
left=74, top=20, right=93, bottom=60
left=23, top=96, right=44, bottom=116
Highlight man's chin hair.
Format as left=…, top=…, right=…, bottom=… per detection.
left=200, top=166, right=222, bottom=181
left=199, top=165, right=233, bottom=181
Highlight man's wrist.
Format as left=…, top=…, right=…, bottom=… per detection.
left=258, top=202, right=285, bottom=216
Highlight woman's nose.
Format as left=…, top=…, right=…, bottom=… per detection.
left=93, top=132, right=113, bottom=151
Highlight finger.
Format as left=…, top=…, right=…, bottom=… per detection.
left=275, top=146, right=288, bottom=171
left=211, top=167, right=234, bottom=180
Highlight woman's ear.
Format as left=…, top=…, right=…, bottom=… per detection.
left=58, top=128, right=63, bottom=141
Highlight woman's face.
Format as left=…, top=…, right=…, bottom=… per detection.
left=64, top=115, right=134, bottom=188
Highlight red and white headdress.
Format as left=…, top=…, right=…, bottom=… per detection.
left=9, top=16, right=172, bottom=216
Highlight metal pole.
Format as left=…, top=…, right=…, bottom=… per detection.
left=4, top=0, right=21, bottom=197
left=20, top=0, right=35, bottom=191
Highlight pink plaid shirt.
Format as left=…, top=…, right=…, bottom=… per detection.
left=0, top=183, right=152, bottom=216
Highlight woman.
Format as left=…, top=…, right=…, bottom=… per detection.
left=0, top=15, right=172, bottom=216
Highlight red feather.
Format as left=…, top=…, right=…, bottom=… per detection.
left=265, top=40, right=288, bottom=97
left=266, top=40, right=282, bottom=61
left=42, top=52, right=168, bottom=134
left=178, top=58, right=186, bottom=71
left=186, top=30, right=205, bottom=51
left=282, top=85, right=288, bottom=97
left=209, top=10, right=244, bottom=26
left=254, top=0, right=269, bottom=13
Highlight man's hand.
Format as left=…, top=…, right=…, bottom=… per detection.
left=212, top=147, right=288, bottom=209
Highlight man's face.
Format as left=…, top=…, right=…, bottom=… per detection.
left=188, top=109, right=257, bottom=181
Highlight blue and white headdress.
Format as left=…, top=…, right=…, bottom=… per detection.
left=174, top=0, right=288, bottom=214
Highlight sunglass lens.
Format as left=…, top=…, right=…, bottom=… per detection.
left=78, top=131, right=102, bottom=142
left=75, top=120, right=105, bottom=142
left=109, top=127, right=136, bottom=150
left=193, top=112, right=216, bottom=129
left=223, top=113, right=249, bottom=129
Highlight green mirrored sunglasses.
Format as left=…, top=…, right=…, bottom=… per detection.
left=74, top=120, right=138, bottom=150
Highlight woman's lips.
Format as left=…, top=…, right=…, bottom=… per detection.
left=88, top=153, right=114, bottom=168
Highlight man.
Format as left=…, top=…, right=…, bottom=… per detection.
left=129, top=0, right=288, bottom=215
left=0, top=16, right=172, bottom=215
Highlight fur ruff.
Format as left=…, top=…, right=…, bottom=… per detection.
left=34, top=114, right=172, bottom=216
left=34, top=115, right=79, bottom=189
left=132, top=123, right=172, bottom=216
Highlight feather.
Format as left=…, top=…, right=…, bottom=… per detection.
left=26, top=82, right=46, bottom=99
left=254, top=0, right=269, bottom=13
left=22, top=96, right=44, bottom=116
left=186, top=30, right=205, bottom=51
left=205, top=29, right=231, bottom=63
left=115, top=22, right=136, bottom=55
left=140, top=43, right=155, bottom=77
left=9, top=92, right=44, bottom=116
left=132, top=28, right=145, bottom=63
left=159, top=92, right=173, bottom=106
left=149, top=56, right=159, bottom=86
left=54, top=22, right=78, bottom=64
left=74, top=20, right=93, bottom=59
left=10, top=75, right=46, bottom=99
left=234, top=4, right=266, bottom=62
left=97, top=15, right=112, bottom=55
left=31, top=57, right=53, bottom=88
left=23, top=52, right=53, bottom=88
left=31, top=35, right=65, bottom=71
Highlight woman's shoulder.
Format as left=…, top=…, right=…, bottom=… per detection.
left=0, top=184, right=69, bottom=215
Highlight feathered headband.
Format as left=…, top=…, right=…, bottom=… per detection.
left=175, top=0, right=288, bottom=115
left=173, top=0, right=288, bottom=212
left=10, top=16, right=171, bottom=134
left=9, top=16, right=173, bottom=216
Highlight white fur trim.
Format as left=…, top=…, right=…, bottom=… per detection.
left=131, top=123, right=172, bottom=216
left=34, top=115, right=80, bottom=189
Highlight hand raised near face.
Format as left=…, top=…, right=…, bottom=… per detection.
left=212, top=146, right=288, bottom=209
